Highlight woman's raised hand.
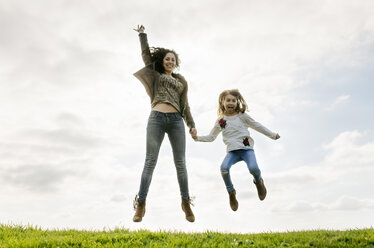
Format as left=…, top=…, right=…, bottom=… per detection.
left=133, top=25, right=145, bottom=33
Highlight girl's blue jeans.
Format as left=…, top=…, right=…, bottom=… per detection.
left=221, top=149, right=262, bottom=193
left=137, top=110, right=190, bottom=202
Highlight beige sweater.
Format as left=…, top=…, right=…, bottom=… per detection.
left=133, top=33, right=195, bottom=129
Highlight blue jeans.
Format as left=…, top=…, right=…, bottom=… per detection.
left=137, top=111, right=190, bottom=202
left=220, top=149, right=262, bottom=193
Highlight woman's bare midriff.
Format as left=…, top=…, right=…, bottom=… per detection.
left=152, top=103, right=178, bottom=113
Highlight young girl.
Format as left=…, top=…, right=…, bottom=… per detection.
left=132, top=25, right=196, bottom=222
left=192, top=89, right=280, bottom=211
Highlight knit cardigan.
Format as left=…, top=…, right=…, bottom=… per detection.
left=133, top=33, right=195, bottom=129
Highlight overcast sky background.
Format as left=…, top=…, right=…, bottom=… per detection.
left=1, top=0, right=373, bottom=233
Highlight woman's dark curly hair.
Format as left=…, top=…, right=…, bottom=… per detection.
left=150, top=47, right=180, bottom=74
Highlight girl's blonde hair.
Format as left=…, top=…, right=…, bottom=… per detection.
left=218, top=89, right=248, bottom=116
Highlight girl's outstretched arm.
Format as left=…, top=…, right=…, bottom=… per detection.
left=241, top=113, right=278, bottom=140
left=195, top=121, right=221, bottom=142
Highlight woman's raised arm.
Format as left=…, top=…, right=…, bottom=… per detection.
left=134, top=25, right=152, bottom=66
left=133, top=24, right=145, bottom=33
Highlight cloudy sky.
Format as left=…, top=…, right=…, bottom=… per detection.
left=1, top=0, right=373, bottom=233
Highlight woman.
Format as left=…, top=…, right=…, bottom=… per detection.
left=132, top=25, right=197, bottom=222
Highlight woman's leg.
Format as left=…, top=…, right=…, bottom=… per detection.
left=137, top=111, right=166, bottom=202
left=166, top=113, right=189, bottom=200
left=220, top=151, right=241, bottom=192
left=166, top=112, right=195, bottom=222
left=241, top=149, right=262, bottom=184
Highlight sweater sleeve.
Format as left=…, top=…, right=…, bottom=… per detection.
left=182, top=98, right=195, bottom=129
left=133, top=33, right=156, bottom=99
left=241, top=113, right=277, bottom=139
left=139, top=33, right=152, bottom=66
left=178, top=75, right=195, bottom=129
left=196, top=120, right=221, bottom=142
left=133, top=66, right=155, bottom=99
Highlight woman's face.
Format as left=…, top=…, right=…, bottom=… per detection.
left=223, top=94, right=238, bottom=115
left=163, top=52, right=176, bottom=74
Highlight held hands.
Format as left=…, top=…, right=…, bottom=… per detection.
left=190, top=128, right=278, bottom=141
left=189, top=128, right=197, bottom=140
left=133, top=25, right=145, bottom=33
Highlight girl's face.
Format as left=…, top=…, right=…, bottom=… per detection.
left=223, top=94, right=238, bottom=115
left=163, top=52, right=176, bottom=74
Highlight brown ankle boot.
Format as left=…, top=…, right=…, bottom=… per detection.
left=229, top=190, right=238, bottom=211
left=133, top=199, right=146, bottom=222
left=181, top=198, right=195, bottom=222
left=255, top=179, right=267, bottom=201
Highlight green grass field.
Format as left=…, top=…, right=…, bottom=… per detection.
left=0, top=225, right=373, bottom=247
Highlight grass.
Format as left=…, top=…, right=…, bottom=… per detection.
left=0, top=225, right=373, bottom=247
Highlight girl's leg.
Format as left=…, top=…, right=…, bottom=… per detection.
left=241, top=149, right=262, bottom=184
left=166, top=113, right=189, bottom=200
left=137, top=111, right=166, bottom=202
left=241, top=149, right=267, bottom=200
left=220, top=151, right=241, bottom=192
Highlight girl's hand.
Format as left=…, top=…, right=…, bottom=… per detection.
left=275, top=133, right=280, bottom=139
left=133, top=25, right=145, bottom=33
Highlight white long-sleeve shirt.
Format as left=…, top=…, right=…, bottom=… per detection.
left=196, top=113, right=277, bottom=152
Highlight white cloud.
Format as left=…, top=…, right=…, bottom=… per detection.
left=323, top=130, right=374, bottom=166
left=327, top=95, right=351, bottom=110
left=1, top=164, right=73, bottom=192
left=263, top=130, right=374, bottom=216
left=271, top=196, right=374, bottom=213
left=331, top=196, right=374, bottom=211
left=1, top=0, right=374, bottom=233
left=271, top=201, right=327, bottom=213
